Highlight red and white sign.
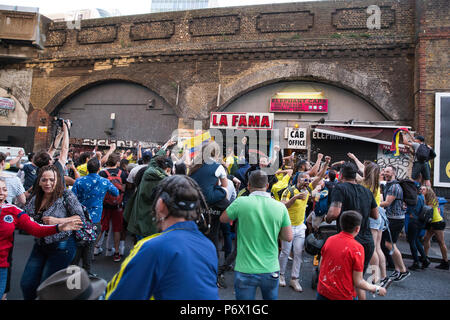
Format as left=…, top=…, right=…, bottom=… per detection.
left=270, top=98, right=328, bottom=113
left=210, top=112, right=274, bottom=130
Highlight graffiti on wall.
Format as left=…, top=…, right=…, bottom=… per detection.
left=70, top=138, right=159, bottom=149
left=376, top=145, right=413, bottom=179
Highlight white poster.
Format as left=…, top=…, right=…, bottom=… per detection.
left=288, top=127, right=307, bottom=149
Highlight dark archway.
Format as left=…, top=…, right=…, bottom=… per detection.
left=53, top=81, right=179, bottom=143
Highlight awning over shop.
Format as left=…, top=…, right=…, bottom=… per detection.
left=314, top=125, right=412, bottom=147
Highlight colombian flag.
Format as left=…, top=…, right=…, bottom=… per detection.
left=390, top=128, right=409, bottom=156
left=182, top=131, right=211, bottom=159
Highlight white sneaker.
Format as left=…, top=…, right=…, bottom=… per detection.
left=279, top=274, right=286, bottom=287
left=290, top=279, right=303, bottom=292
left=105, top=247, right=115, bottom=257
left=119, top=241, right=125, bottom=256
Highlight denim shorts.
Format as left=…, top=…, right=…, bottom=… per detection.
left=369, top=207, right=387, bottom=231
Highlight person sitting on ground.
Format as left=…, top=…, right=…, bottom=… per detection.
left=317, top=210, right=387, bottom=300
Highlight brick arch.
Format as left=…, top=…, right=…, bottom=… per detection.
left=218, top=61, right=396, bottom=121
left=44, top=73, right=179, bottom=117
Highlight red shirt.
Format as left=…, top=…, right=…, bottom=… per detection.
left=0, top=204, right=58, bottom=268
left=317, top=231, right=365, bottom=300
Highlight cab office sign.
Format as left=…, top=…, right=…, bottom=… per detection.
left=288, top=128, right=307, bottom=149
left=270, top=98, right=328, bottom=113
left=434, top=93, right=450, bottom=187
left=210, top=112, right=274, bottom=130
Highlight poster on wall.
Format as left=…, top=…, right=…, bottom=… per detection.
left=0, top=97, right=15, bottom=110
left=434, top=93, right=450, bottom=187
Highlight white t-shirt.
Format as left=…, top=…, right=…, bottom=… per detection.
left=215, top=164, right=227, bottom=180
left=1, top=172, right=25, bottom=204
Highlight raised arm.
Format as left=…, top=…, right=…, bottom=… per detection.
left=9, top=149, right=25, bottom=167
left=311, top=156, right=330, bottom=189
left=48, top=129, right=63, bottom=158
left=137, top=144, right=142, bottom=161
left=307, top=153, right=323, bottom=177
left=347, top=153, right=364, bottom=174
left=101, top=143, right=116, bottom=166
left=402, top=131, right=414, bottom=147
left=57, top=121, right=70, bottom=167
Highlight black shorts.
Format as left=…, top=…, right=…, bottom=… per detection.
left=383, top=218, right=404, bottom=244
left=411, top=161, right=431, bottom=181
left=426, top=220, right=446, bottom=231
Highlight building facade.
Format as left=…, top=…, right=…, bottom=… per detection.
left=1, top=0, right=449, bottom=194
left=150, top=0, right=218, bottom=13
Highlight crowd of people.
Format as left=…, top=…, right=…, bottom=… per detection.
left=0, top=123, right=448, bottom=300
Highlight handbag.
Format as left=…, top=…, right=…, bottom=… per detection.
left=62, top=193, right=97, bottom=244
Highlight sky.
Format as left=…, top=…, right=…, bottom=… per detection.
left=0, top=0, right=320, bottom=16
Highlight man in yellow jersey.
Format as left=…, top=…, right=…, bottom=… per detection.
left=279, top=156, right=331, bottom=292
left=76, top=152, right=92, bottom=177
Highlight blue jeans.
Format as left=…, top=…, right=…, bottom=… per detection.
left=220, top=223, right=232, bottom=259
left=20, top=236, right=77, bottom=300
left=234, top=271, right=279, bottom=300
left=407, top=219, right=427, bottom=264
left=0, top=267, right=7, bottom=297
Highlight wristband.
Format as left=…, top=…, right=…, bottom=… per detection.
left=56, top=224, right=60, bottom=232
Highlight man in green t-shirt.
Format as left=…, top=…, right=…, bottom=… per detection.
left=220, top=170, right=293, bottom=300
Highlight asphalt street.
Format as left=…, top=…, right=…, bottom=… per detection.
left=6, top=229, right=450, bottom=300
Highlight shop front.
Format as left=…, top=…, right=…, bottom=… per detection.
left=214, top=80, right=413, bottom=173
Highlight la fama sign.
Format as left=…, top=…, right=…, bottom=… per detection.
left=288, top=127, right=307, bottom=149
left=210, top=112, right=274, bottom=130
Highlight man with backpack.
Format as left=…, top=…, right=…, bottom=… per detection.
left=380, top=165, right=411, bottom=283
left=98, top=153, right=128, bottom=262
left=402, top=132, right=436, bottom=187
left=71, top=158, right=119, bottom=274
